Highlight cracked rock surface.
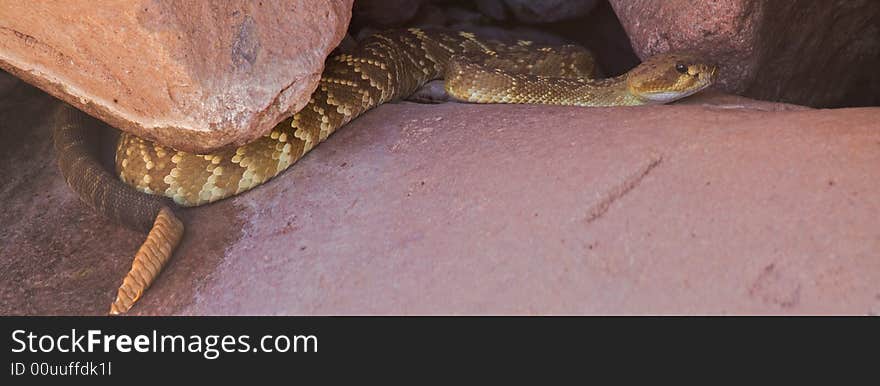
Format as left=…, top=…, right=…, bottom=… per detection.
left=2, top=74, right=879, bottom=315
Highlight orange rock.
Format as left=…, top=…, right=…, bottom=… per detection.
left=0, top=1, right=352, bottom=153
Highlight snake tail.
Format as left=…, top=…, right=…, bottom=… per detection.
left=109, top=206, right=183, bottom=315
left=53, top=103, right=183, bottom=315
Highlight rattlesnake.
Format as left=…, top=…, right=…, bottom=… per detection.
left=53, top=28, right=717, bottom=314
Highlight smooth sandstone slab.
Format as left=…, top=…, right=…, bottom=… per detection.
left=2, top=74, right=878, bottom=315
left=0, top=1, right=352, bottom=153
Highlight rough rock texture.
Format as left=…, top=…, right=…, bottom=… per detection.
left=0, top=1, right=352, bottom=153
left=3, top=73, right=879, bottom=315
left=475, top=0, right=600, bottom=23
left=609, top=0, right=880, bottom=108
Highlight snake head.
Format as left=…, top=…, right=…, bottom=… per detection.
left=626, top=52, right=717, bottom=104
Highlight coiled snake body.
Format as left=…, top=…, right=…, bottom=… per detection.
left=54, top=28, right=717, bottom=314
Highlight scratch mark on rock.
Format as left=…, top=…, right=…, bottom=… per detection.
left=748, top=263, right=802, bottom=309
left=584, top=155, right=663, bottom=224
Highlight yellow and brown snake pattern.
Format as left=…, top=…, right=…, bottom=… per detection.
left=116, top=28, right=716, bottom=207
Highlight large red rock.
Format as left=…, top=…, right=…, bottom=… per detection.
left=609, top=0, right=880, bottom=107
left=0, top=1, right=352, bottom=153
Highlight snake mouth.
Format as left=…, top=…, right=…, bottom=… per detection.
left=639, top=80, right=713, bottom=103
left=639, top=65, right=717, bottom=104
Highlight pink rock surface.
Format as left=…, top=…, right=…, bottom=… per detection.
left=1, top=74, right=879, bottom=315
left=0, top=1, right=352, bottom=153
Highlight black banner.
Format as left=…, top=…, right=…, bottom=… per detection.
left=1, top=317, right=874, bottom=382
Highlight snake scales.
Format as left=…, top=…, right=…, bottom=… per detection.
left=54, top=28, right=717, bottom=314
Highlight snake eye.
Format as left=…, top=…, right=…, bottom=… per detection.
left=675, top=62, right=688, bottom=74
